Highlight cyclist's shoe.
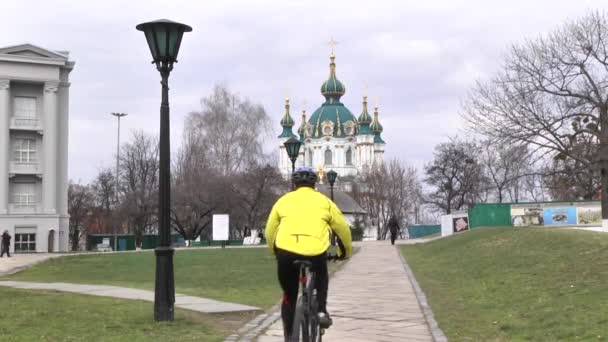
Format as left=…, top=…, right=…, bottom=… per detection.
left=318, top=311, right=333, bottom=328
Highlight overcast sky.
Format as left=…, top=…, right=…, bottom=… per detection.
left=2, top=0, right=607, bottom=182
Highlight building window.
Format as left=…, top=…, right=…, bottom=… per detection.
left=15, top=233, right=36, bottom=252
left=307, top=149, right=313, bottom=167
left=325, top=149, right=332, bottom=165
left=346, top=148, right=353, bottom=165
left=13, top=139, right=36, bottom=162
left=12, top=182, right=37, bottom=205
left=14, top=97, right=36, bottom=118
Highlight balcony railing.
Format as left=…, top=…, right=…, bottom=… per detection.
left=8, top=203, right=42, bottom=215
left=10, top=117, right=42, bottom=131
left=9, top=161, right=41, bottom=175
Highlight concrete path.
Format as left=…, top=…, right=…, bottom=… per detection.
left=256, top=241, right=439, bottom=342
left=0, top=280, right=259, bottom=314
left=0, top=253, right=63, bottom=276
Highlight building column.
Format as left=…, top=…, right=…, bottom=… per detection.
left=43, top=81, right=59, bottom=214
left=56, top=81, right=70, bottom=216
left=0, top=79, right=10, bottom=215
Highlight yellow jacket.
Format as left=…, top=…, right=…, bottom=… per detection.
left=265, top=187, right=353, bottom=257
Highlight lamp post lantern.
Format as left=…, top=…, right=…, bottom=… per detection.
left=327, top=170, right=338, bottom=246
left=111, top=112, right=127, bottom=252
left=136, top=18, right=192, bottom=322
left=284, top=137, right=302, bottom=173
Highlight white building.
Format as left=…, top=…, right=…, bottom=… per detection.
left=0, top=44, right=74, bottom=253
left=278, top=51, right=385, bottom=179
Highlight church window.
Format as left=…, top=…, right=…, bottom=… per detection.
left=346, top=148, right=352, bottom=165
left=307, top=149, right=313, bottom=167
left=325, top=149, right=332, bottom=165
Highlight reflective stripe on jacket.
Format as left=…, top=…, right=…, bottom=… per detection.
left=265, top=187, right=352, bottom=257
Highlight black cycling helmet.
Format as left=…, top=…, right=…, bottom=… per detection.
left=292, top=166, right=318, bottom=187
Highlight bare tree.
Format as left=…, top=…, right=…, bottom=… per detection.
left=90, top=168, right=116, bottom=234
left=120, top=131, right=159, bottom=246
left=185, top=84, right=271, bottom=177
left=424, top=139, right=486, bottom=214
left=480, top=143, right=530, bottom=203
left=231, top=163, right=288, bottom=238
left=68, top=181, right=94, bottom=251
left=355, top=159, right=421, bottom=239
left=463, top=11, right=608, bottom=218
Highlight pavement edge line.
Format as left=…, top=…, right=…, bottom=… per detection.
left=397, top=247, right=448, bottom=342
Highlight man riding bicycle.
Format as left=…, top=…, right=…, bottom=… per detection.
left=265, top=166, right=353, bottom=340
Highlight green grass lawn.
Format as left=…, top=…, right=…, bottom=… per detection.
left=0, top=286, right=255, bottom=341
left=401, top=227, right=608, bottom=341
left=4, top=248, right=281, bottom=309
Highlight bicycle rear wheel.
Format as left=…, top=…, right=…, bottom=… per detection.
left=310, top=295, right=322, bottom=342
left=290, top=297, right=310, bottom=342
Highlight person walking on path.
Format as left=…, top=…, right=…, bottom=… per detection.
left=1, top=231, right=11, bottom=257
left=388, top=215, right=400, bottom=245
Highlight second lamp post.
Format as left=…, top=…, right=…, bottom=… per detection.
left=284, top=137, right=302, bottom=173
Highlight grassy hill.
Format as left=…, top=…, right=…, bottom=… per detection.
left=401, top=227, right=608, bottom=341
left=3, top=247, right=280, bottom=309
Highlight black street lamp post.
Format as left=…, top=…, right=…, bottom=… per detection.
left=284, top=137, right=302, bottom=173
left=327, top=170, right=337, bottom=201
left=136, top=19, right=192, bottom=322
left=327, top=170, right=338, bottom=246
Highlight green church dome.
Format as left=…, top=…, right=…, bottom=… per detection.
left=370, top=106, right=385, bottom=143
left=278, top=97, right=296, bottom=138
left=320, top=53, right=346, bottom=102
left=308, top=103, right=358, bottom=138
left=358, top=96, right=372, bottom=135
left=308, top=52, right=358, bottom=139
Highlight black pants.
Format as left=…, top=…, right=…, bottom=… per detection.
left=276, top=248, right=328, bottom=337
left=1, top=246, right=9, bottom=257
left=390, top=232, right=397, bottom=245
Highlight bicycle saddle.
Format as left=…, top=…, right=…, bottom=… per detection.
left=293, top=260, right=313, bottom=267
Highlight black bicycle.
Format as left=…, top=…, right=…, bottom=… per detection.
left=289, top=254, right=341, bottom=342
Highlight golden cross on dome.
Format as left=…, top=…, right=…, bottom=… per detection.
left=363, top=81, right=369, bottom=96
left=328, top=37, right=338, bottom=56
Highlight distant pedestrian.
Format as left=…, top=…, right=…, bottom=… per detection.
left=1, top=230, right=11, bottom=257
left=388, top=215, right=400, bottom=245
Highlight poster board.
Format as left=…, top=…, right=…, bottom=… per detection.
left=453, top=216, right=469, bottom=233
left=543, top=207, right=576, bottom=225
left=511, top=205, right=543, bottom=226
left=212, top=214, right=229, bottom=241
left=441, top=215, right=453, bottom=237
left=577, top=204, right=602, bottom=225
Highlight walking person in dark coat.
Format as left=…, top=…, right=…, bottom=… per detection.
left=388, top=215, right=400, bottom=245
left=1, top=231, right=11, bottom=257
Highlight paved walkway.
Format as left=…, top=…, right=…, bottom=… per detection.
left=0, top=280, right=259, bottom=314
left=0, top=253, right=62, bottom=276
left=256, top=241, right=438, bottom=342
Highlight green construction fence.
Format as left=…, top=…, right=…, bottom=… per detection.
left=468, top=203, right=512, bottom=228
left=87, top=235, right=136, bottom=251
left=407, top=225, right=441, bottom=239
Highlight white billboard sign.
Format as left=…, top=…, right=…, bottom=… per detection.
left=213, top=214, right=229, bottom=241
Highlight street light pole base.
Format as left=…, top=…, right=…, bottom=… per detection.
left=154, top=246, right=175, bottom=321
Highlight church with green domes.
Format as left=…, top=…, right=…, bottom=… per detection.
left=278, top=50, right=386, bottom=179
